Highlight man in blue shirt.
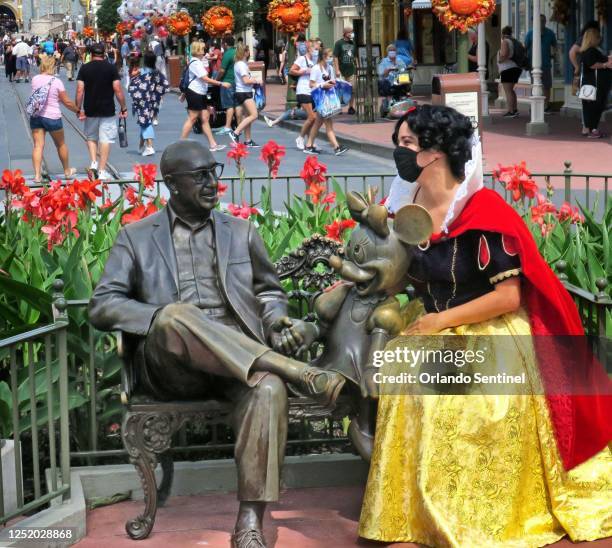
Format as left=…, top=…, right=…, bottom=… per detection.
left=41, top=36, right=54, bottom=55
left=377, top=44, right=407, bottom=99
left=525, top=14, right=557, bottom=112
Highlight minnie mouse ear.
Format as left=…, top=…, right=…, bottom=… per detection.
left=393, top=203, right=433, bottom=245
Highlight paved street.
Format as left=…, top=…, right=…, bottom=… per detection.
left=1, top=66, right=395, bottom=210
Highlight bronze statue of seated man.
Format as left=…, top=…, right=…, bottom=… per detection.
left=88, top=140, right=345, bottom=548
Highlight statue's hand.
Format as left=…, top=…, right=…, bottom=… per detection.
left=270, top=317, right=319, bottom=358
left=360, top=367, right=379, bottom=399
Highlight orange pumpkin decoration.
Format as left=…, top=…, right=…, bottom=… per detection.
left=167, top=12, right=194, bottom=37
left=151, top=16, right=167, bottom=28
left=449, top=0, right=480, bottom=15
left=267, top=0, right=311, bottom=34
left=116, top=20, right=134, bottom=35
left=202, top=6, right=234, bottom=37
left=82, top=26, right=95, bottom=38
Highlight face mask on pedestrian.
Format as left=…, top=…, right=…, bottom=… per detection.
left=311, top=50, right=319, bottom=62
left=393, top=146, right=438, bottom=182
left=388, top=50, right=397, bottom=60
left=297, top=42, right=307, bottom=56
left=348, top=33, right=355, bottom=40
left=326, top=57, right=334, bottom=67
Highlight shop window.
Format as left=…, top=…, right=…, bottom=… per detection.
left=413, top=10, right=456, bottom=65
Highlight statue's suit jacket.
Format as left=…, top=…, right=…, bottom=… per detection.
left=88, top=207, right=288, bottom=345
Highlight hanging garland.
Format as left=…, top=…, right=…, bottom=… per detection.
left=82, top=26, right=95, bottom=38
left=151, top=15, right=168, bottom=28
left=267, top=0, right=311, bottom=34
left=431, top=0, right=495, bottom=33
left=167, top=12, right=194, bottom=37
left=550, top=0, right=570, bottom=25
left=202, top=6, right=234, bottom=37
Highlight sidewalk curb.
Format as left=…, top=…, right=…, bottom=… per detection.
left=258, top=113, right=395, bottom=160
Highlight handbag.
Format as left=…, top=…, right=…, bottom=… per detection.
left=311, top=86, right=342, bottom=118
left=254, top=86, right=266, bottom=111
left=577, top=66, right=597, bottom=101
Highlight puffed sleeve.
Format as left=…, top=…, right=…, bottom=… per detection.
left=476, top=231, right=521, bottom=285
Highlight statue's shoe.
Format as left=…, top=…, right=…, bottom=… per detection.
left=231, top=528, right=267, bottom=548
left=298, top=367, right=346, bottom=410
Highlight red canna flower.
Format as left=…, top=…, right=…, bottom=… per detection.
left=227, top=201, right=259, bottom=219
left=305, top=183, right=326, bottom=204
left=324, top=218, right=357, bottom=241
left=557, top=201, right=584, bottom=224
left=227, top=142, right=249, bottom=167
left=300, top=156, right=327, bottom=187
left=124, top=185, right=139, bottom=206
left=121, top=200, right=159, bottom=225
left=322, top=192, right=336, bottom=205
left=217, top=181, right=228, bottom=197
left=493, top=162, right=538, bottom=202
left=1, top=169, right=27, bottom=196
left=133, top=164, right=157, bottom=190
left=71, top=179, right=102, bottom=208
left=260, top=140, right=286, bottom=179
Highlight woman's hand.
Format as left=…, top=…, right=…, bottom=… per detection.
left=403, top=313, right=445, bottom=335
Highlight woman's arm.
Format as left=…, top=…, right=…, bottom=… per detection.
left=200, top=74, right=230, bottom=87
left=404, top=278, right=521, bottom=334
left=569, top=44, right=581, bottom=73
left=58, top=90, right=79, bottom=113
left=289, top=62, right=307, bottom=77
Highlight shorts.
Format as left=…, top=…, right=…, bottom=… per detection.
left=30, top=116, right=63, bottom=132
left=84, top=116, right=118, bottom=144
left=234, top=91, right=254, bottom=106
left=296, top=94, right=314, bottom=105
left=16, top=56, right=29, bottom=71
left=500, top=67, right=522, bottom=84
left=531, top=67, right=552, bottom=90
left=185, top=88, right=208, bottom=111
left=220, top=85, right=236, bottom=109
left=140, top=124, right=155, bottom=140
left=340, top=73, right=356, bottom=85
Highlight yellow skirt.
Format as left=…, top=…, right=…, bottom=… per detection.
left=359, top=305, right=612, bottom=548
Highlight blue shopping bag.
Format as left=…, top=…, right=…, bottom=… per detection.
left=254, top=86, right=266, bottom=111
left=335, top=79, right=353, bottom=106
left=312, top=87, right=342, bottom=118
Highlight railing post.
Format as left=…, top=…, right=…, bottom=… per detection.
left=563, top=161, right=572, bottom=204
left=594, top=278, right=609, bottom=366
left=555, top=260, right=568, bottom=282
left=52, top=279, right=68, bottom=322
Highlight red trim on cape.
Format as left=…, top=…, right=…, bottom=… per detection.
left=436, top=188, right=611, bottom=470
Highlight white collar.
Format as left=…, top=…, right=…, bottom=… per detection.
left=386, top=134, right=483, bottom=233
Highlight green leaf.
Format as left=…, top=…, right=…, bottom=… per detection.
left=0, top=276, right=52, bottom=316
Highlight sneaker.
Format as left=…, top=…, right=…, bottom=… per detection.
left=295, top=135, right=305, bottom=150
left=152, top=119, right=159, bottom=126
left=245, top=140, right=260, bottom=148
left=98, top=169, right=112, bottom=180
left=89, top=160, right=98, bottom=171
left=334, top=145, right=348, bottom=156
left=347, top=106, right=356, bottom=115
left=503, top=111, right=518, bottom=118
left=142, top=146, right=155, bottom=156
left=24, top=78, right=29, bottom=83
left=210, top=143, right=226, bottom=152
left=229, top=131, right=239, bottom=144
left=304, top=146, right=321, bottom=155
left=264, top=115, right=274, bottom=127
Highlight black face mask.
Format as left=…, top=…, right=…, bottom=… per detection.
left=393, top=146, right=437, bottom=182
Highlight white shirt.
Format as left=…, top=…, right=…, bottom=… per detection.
left=497, top=38, right=518, bottom=72
left=188, top=57, right=209, bottom=95
left=310, top=63, right=335, bottom=87
left=295, top=55, right=314, bottom=95
left=13, top=41, right=31, bottom=58
left=234, top=60, right=253, bottom=93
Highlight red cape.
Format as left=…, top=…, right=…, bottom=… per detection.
left=431, top=188, right=611, bottom=470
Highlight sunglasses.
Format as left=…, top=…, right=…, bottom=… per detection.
left=170, top=163, right=224, bottom=183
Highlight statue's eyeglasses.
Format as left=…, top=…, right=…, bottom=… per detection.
left=171, top=163, right=224, bottom=183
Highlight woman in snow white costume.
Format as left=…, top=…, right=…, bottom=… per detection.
left=358, top=105, right=611, bottom=547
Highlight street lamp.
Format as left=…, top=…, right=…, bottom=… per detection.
left=324, top=0, right=335, bottom=19
left=356, top=0, right=365, bottom=17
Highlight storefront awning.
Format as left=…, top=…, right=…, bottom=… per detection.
left=411, top=0, right=432, bottom=9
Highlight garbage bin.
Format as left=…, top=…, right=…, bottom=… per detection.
left=248, top=61, right=266, bottom=110
left=431, top=73, right=482, bottom=140
left=167, top=55, right=182, bottom=89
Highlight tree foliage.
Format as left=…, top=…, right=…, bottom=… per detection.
left=97, top=0, right=122, bottom=35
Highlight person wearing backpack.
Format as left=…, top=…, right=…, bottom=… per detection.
left=29, top=54, right=79, bottom=183
left=61, top=41, right=79, bottom=81
left=525, top=15, right=557, bottom=113
left=179, top=41, right=230, bottom=151
left=497, top=26, right=523, bottom=118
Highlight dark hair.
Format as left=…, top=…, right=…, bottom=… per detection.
left=580, top=20, right=600, bottom=35
left=223, top=35, right=235, bottom=47
left=396, top=28, right=408, bottom=41
left=392, top=105, right=474, bottom=180
left=501, top=26, right=512, bottom=37
left=143, top=50, right=156, bottom=69
left=297, top=33, right=306, bottom=42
